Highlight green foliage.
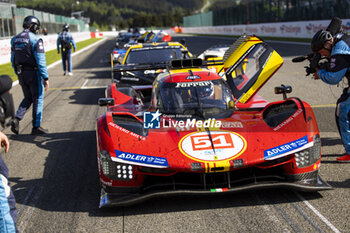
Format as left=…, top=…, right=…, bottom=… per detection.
left=16, top=0, right=204, bottom=29
left=0, top=63, right=15, bottom=82
left=209, top=0, right=238, bottom=11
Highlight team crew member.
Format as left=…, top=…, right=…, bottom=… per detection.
left=0, top=75, right=15, bottom=128
left=10, top=15, right=49, bottom=135
left=312, top=29, right=350, bottom=162
left=57, top=24, right=76, bottom=76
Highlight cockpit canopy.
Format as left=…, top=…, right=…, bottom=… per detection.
left=153, top=78, right=234, bottom=118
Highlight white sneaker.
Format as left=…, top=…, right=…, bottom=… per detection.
left=68, top=72, right=73, bottom=76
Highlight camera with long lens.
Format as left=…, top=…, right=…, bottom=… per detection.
left=292, top=17, right=342, bottom=76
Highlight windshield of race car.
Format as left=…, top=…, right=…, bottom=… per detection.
left=125, top=46, right=188, bottom=65
left=159, top=79, right=234, bottom=118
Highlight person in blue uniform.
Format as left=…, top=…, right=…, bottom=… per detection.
left=57, top=24, right=76, bottom=76
left=312, top=29, right=350, bottom=162
left=10, top=15, right=49, bottom=135
left=0, top=131, right=17, bottom=232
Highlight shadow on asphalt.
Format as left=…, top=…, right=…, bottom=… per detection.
left=321, top=137, right=343, bottom=148
left=327, top=179, right=350, bottom=188
left=77, top=70, right=112, bottom=80
left=8, top=131, right=101, bottom=215
left=62, top=87, right=106, bottom=105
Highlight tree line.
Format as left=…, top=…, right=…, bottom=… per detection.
left=16, top=0, right=203, bottom=30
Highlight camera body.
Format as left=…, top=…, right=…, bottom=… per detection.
left=292, top=17, right=342, bottom=76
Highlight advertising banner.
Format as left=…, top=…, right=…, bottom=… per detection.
left=182, top=19, right=350, bottom=39
left=0, top=32, right=91, bottom=65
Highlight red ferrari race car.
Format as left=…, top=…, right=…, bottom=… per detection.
left=96, top=35, right=331, bottom=207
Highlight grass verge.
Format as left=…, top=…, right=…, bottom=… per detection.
left=1, top=37, right=102, bottom=81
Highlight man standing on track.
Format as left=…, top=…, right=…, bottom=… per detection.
left=10, top=15, right=49, bottom=135
left=57, top=24, right=76, bottom=76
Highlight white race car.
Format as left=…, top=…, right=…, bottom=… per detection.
left=198, top=44, right=230, bottom=60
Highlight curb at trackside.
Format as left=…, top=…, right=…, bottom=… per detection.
left=12, top=37, right=107, bottom=87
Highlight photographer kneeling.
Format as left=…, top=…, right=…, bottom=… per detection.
left=312, top=29, right=350, bottom=162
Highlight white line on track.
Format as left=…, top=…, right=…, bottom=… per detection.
left=16, top=186, right=34, bottom=216
left=294, top=191, right=340, bottom=233
left=80, top=79, right=105, bottom=89
left=81, top=79, right=89, bottom=89
left=17, top=186, right=44, bottom=232
left=252, top=193, right=291, bottom=232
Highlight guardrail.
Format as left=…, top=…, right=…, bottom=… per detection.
left=0, top=31, right=92, bottom=65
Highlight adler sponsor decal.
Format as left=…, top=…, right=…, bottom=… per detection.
left=264, top=135, right=309, bottom=160
left=115, top=149, right=169, bottom=167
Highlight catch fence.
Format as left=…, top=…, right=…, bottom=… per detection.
left=0, top=3, right=87, bottom=39
left=184, top=0, right=350, bottom=27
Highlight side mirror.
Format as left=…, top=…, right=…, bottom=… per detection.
left=275, top=84, right=292, bottom=100
left=227, top=100, right=235, bottom=109
left=98, top=98, right=115, bottom=106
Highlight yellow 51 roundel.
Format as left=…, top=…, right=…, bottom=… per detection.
left=179, top=131, right=247, bottom=162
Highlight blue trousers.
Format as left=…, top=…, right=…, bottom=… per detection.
left=15, top=70, right=44, bottom=128
left=0, top=155, right=17, bottom=232
left=336, top=91, right=350, bottom=154
left=61, top=49, right=72, bottom=73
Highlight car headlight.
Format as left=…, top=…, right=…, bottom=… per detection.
left=295, top=134, right=321, bottom=168
left=99, top=150, right=134, bottom=181
left=116, top=164, right=134, bottom=180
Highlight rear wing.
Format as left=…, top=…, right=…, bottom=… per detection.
left=112, top=58, right=223, bottom=73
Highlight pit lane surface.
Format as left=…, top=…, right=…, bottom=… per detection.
left=2, top=35, right=349, bottom=232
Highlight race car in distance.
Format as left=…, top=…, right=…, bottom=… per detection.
left=112, top=42, right=192, bottom=85
left=111, top=31, right=172, bottom=64
left=136, top=30, right=171, bottom=43
left=97, top=35, right=331, bottom=207
left=111, top=32, right=140, bottom=64
left=198, top=44, right=230, bottom=60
